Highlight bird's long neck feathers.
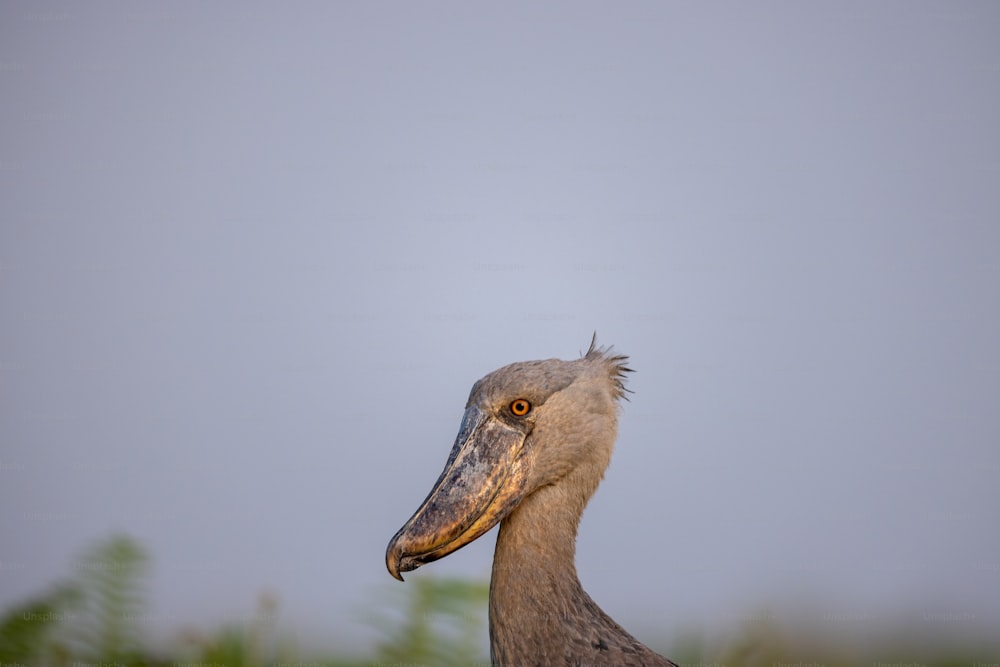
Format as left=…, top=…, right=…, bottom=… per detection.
left=489, top=479, right=588, bottom=663
left=489, top=468, right=675, bottom=666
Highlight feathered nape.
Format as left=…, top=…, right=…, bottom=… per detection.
left=584, top=333, right=634, bottom=401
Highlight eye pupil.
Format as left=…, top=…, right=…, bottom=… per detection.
left=511, top=399, right=530, bottom=416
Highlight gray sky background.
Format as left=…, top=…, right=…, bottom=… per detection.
left=2, top=1, right=999, bottom=655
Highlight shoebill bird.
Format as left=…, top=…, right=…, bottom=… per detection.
left=386, top=339, right=677, bottom=666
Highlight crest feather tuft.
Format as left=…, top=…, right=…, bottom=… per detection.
left=583, top=333, right=634, bottom=401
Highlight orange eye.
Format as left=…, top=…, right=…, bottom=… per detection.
left=510, top=399, right=531, bottom=416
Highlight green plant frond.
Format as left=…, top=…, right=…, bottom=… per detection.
left=0, top=583, right=82, bottom=663
left=360, top=573, right=491, bottom=667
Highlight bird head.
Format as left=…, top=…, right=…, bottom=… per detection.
left=386, top=338, right=631, bottom=580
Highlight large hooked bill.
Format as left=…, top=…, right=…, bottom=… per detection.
left=386, top=405, right=529, bottom=580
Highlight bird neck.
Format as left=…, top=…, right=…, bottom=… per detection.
left=489, top=470, right=592, bottom=663
left=494, top=479, right=585, bottom=586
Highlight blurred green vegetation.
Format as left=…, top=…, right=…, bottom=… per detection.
left=0, top=534, right=489, bottom=667
left=363, top=574, right=489, bottom=666
left=1, top=535, right=997, bottom=666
